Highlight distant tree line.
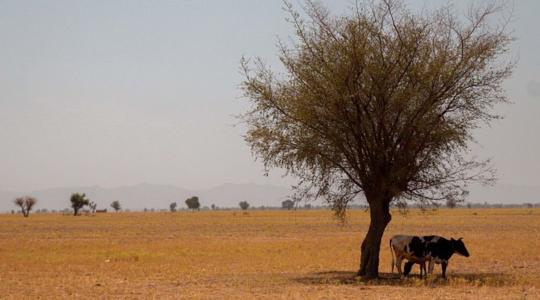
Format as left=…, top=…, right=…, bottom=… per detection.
left=9, top=194, right=540, bottom=216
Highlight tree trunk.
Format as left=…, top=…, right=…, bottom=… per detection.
left=357, top=197, right=392, bottom=279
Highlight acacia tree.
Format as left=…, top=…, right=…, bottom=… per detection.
left=239, top=201, right=250, bottom=210
left=169, top=202, right=177, bottom=212
left=240, top=0, right=513, bottom=278
left=13, top=196, right=37, bottom=217
left=70, top=193, right=90, bottom=216
left=111, top=200, right=121, bottom=212
left=185, top=196, right=200, bottom=211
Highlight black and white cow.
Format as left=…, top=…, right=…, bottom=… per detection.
left=389, top=235, right=429, bottom=277
left=390, top=235, right=470, bottom=278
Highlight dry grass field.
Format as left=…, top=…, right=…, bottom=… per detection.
left=1, top=208, right=539, bottom=299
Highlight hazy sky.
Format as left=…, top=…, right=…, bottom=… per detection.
left=0, top=0, right=539, bottom=192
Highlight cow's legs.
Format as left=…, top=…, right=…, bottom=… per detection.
left=396, top=256, right=404, bottom=275
left=428, top=260, right=435, bottom=275
left=441, top=261, right=448, bottom=279
left=420, top=262, right=426, bottom=277
left=403, top=261, right=414, bottom=276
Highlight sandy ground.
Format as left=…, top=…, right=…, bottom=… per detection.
left=0, top=208, right=539, bottom=299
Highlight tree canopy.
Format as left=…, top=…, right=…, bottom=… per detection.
left=14, top=196, right=37, bottom=218
left=70, top=193, right=90, bottom=216
left=185, top=197, right=200, bottom=211
left=239, top=201, right=250, bottom=210
left=111, top=201, right=121, bottom=212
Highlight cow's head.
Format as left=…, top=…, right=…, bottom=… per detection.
left=451, top=238, right=470, bottom=257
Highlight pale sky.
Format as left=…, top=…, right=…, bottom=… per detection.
left=0, top=0, right=539, bottom=192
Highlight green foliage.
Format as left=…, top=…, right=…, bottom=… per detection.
left=241, top=0, right=512, bottom=215
left=169, top=202, right=177, bottom=212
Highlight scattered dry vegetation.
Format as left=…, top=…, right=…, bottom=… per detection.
left=0, top=208, right=538, bottom=299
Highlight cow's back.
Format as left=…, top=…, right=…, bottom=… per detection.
left=390, top=235, right=415, bottom=247
left=424, top=236, right=454, bottom=261
left=390, top=235, right=416, bottom=254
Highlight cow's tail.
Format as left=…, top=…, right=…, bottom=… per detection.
left=389, top=238, right=395, bottom=273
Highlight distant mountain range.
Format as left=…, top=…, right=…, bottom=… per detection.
left=1, top=182, right=538, bottom=212
left=0, top=183, right=292, bottom=212
left=467, top=183, right=540, bottom=205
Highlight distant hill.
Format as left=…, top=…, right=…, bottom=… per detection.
left=0, top=183, right=291, bottom=212
left=1, top=182, right=539, bottom=212
left=198, top=183, right=291, bottom=209
left=467, top=183, right=540, bottom=205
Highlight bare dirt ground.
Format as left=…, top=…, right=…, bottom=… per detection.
left=1, top=208, right=539, bottom=299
